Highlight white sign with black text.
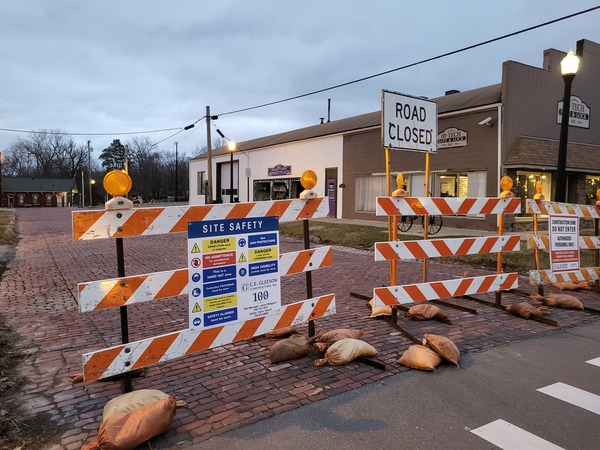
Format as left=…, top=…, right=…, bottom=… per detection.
left=557, top=95, right=590, bottom=129
left=382, top=90, right=438, bottom=153
left=437, top=127, right=468, bottom=148
left=548, top=215, right=580, bottom=273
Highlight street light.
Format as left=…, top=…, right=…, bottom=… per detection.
left=228, top=141, right=236, bottom=203
left=554, top=49, right=580, bottom=202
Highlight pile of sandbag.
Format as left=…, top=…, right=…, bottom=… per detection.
left=530, top=292, right=584, bottom=310
left=551, top=281, right=592, bottom=291
left=405, top=304, right=447, bottom=321
left=81, top=389, right=185, bottom=450
left=397, top=334, right=460, bottom=371
left=266, top=326, right=378, bottom=367
left=368, top=298, right=392, bottom=318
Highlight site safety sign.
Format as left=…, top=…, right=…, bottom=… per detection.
left=188, top=216, right=281, bottom=330
left=382, top=89, right=437, bottom=153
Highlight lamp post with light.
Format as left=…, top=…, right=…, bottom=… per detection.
left=228, top=141, right=236, bottom=203
left=554, top=50, right=580, bottom=203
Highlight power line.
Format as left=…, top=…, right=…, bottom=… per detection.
left=0, top=126, right=182, bottom=136
left=216, top=6, right=600, bottom=117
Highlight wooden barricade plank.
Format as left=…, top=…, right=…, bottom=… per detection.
left=527, top=234, right=600, bottom=251
left=78, top=247, right=333, bottom=312
left=376, top=197, right=521, bottom=217
left=526, top=199, right=600, bottom=218
left=373, top=273, right=519, bottom=306
left=529, top=267, right=600, bottom=285
left=72, top=198, right=329, bottom=240
left=82, top=294, right=336, bottom=381
left=375, top=235, right=521, bottom=261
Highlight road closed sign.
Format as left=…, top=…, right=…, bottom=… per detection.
left=187, top=216, right=281, bottom=330
left=382, top=89, right=437, bottom=153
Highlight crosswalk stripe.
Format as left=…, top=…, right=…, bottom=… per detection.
left=470, top=419, right=564, bottom=449
left=537, top=382, right=600, bottom=415
left=586, top=357, right=600, bottom=368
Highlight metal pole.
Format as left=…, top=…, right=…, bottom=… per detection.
left=423, top=152, right=430, bottom=282
left=554, top=74, right=575, bottom=203
left=303, top=219, right=315, bottom=338
left=81, top=169, right=85, bottom=208
left=175, top=142, right=178, bottom=202
left=116, top=237, right=132, bottom=393
left=230, top=151, right=234, bottom=203
left=206, top=106, right=213, bottom=204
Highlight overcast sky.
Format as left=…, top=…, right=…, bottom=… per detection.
left=1, top=1, right=599, bottom=162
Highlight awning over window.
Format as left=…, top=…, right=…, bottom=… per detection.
left=505, top=136, right=600, bottom=173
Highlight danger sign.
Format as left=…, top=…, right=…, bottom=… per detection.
left=382, top=89, right=437, bottom=153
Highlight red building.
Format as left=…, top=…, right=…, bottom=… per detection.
left=1, top=178, right=77, bottom=208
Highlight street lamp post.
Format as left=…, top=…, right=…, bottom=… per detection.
left=228, top=141, right=236, bottom=203
left=87, top=141, right=93, bottom=207
left=554, top=49, right=580, bottom=203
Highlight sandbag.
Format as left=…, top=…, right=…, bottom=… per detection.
left=314, top=338, right=377, bottom=366
left=103, top=389, right=170, bottom=421
left=264, top=326, right=299, bottom=339
left=269, top=333, right=308, bottom=363
left=505, top=302, right=546, bottom=319
left=405, top=304, right=447, bottom=321
left=369, top=298, right=392, bottom=317
left=544, top=293, right=584, bottom=310
left=311, top=328, right=365, bottom=352
left=423, top=334, right=460, bottom=366
left=551, top=282, right=580, bottom=291
left=397, top=345, right=442, bottom=371
left=82, top=395, right=177, bottom=450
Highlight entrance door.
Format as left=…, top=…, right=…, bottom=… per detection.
left=325, top=168, right=338, bottom=218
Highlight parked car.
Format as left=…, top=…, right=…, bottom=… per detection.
left=129, top=194, right=143, bottom=205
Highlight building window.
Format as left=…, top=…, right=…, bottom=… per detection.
left=514, top=171, right=551, bottom=215
left=435, top=172, right=486, bottom=198
left=46, top=194, right=53, bottom=206
left=355, top=175, right=388, bottom=212
left=33, top=194, right=39, bottom=206
left=586, top=175, right=600, bottom=205
left=197, top=171, right=206, bottom=195
left=18, top=194, right=24, bottom=205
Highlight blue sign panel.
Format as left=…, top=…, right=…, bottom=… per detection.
left=204, top=279, right=237, bottom=297
left=249, top=261, right=279, bottom=276
left=203, top=266, right=236, bottom=283
left=204, top=307, right=238, bottom=326
left=248, top=232, right=278, bottom=248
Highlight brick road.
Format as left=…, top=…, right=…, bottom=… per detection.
left=1, top=207, right=598, bottom=449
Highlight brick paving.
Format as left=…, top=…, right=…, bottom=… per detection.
left=1, top=207, right=599, bottom=449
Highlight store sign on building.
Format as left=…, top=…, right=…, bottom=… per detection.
left=557, top=96, right=590, bottom=129
left=437, top=127, right=468, bottom=148
left=268, top=164, right=292, bottom=176
left=382, top=89, right=438, bottom=153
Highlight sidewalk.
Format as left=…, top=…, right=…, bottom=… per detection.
left=0, top=208, right=598, bottom=449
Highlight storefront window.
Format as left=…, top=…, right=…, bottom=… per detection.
left=586, top=175, right=600, bottom=204
left=254, top=178, right=301, bottom=201
left=434, top=172, right=486, bottom=198
left=197, top=171, right=206, bottom=195
left=355, top=175, right=388, bottom=212
left=514, top=171, right=551, bottom=215
left=46, top=194, right=53, bottom=206
left=33, top=194, right=38, bottom=205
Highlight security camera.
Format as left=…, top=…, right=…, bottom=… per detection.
left=478, top=117, right=494, bottom=126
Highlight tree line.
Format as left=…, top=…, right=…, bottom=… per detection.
left=0, top=130, right=219, bottom=205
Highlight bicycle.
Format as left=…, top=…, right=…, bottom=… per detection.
left=397, top=214, right=443, bottom=235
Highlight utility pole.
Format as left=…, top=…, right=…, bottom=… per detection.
left=87, top=141, right=92, bottom=207
left=206, top=106, right=214, bottom=203
left=81, top=169, right=85, bottom=208
left=174, top=141, right=178, bottom=202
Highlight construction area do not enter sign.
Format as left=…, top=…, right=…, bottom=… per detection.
left=188, top=216, right=281, bottom=330
left=381, top=89, right=438, bottom=153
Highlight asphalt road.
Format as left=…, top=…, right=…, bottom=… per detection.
left=190, top=322, right=600, bottom=450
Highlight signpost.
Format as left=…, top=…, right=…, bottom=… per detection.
left=188, top=216, right=281, bottom=330
left=549, top=215, right=580, bottom=273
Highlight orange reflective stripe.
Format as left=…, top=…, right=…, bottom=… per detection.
left=155, top=269, right=187, bottom=299
left=73, top=211, right=105, bottom=240
left=96, top=276, right=146, bottom=309
left=131, top=334, right=179, bottom=370
left=84, top=346, right=123, bottom=382
left=186, top=327, right=224, bottom=355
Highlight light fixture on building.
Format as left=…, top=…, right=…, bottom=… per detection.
left=555, top=49, right=580, bottom=202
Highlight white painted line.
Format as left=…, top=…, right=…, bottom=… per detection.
left=586, top=357, right=600, bottom=368
left=537, top=382, right=600, bottom=415
left=470, top=419, right=564, bottom=449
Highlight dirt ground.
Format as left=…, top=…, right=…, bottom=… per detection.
left=0, top=214, right=62, bottom=449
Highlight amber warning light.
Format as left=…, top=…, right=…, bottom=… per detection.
left=103, top=170, right=134, bottom=210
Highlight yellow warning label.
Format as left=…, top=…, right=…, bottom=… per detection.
left=192, top=302, right=202, bottom=313
left=238, top=253, right=247, bottom=263
left=204, top=293, right=237, bottom=312
left=249, top=246, right=277, bottom=262
left=191, top=243, right=201, bottom=253
left=203, top=237, right=235, bottom=253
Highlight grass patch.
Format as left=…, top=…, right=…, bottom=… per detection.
left=0, top=210, right=17, bottom=245
left=279, top=219, right=598, bottom=274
